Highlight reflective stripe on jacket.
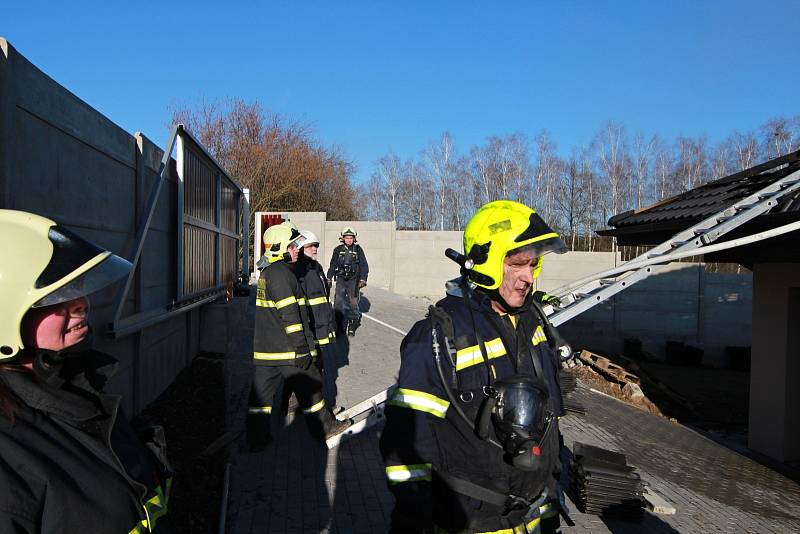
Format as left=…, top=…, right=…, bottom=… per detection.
left=254, top=260, right=317, bottom=365
left=297, top=257, right=336, bottom=346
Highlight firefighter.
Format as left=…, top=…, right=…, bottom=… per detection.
left=326, top=226, right=369, bottom=336
left=379, top=200, right=571, bottom=533
left=0, top=210, right=172, bottom=533
left=296, top=230, right=339, bottom=407
left=247, top=223, right=350, bottom=451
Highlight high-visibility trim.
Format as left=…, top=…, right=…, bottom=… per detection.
left=285, top=323, right=303, bottom=334
left=254, top=351, right=296, bottom=361
left=307, top=296, right=328, bottom=306
left=316, top=336, right=331, bottom=346
left=303, top=399, right=326, bottom=414
left=531, top=325, right=547, bottom=346
left=459, top=502, right=554, bottom=534
left=255, top=298, right=275, bottom=308
left=248, top=406, right=272, bottom=414
left=455, top=337, right=507, bottom=371
left=275, top=296, right=298, bottom=309
left=297, top=297, right=307, bottom=305
left=128, top=478, right=172, bottom=534
left=385, top=463, right=432, bottom=485
left=389, top=388, right=450, bottom=418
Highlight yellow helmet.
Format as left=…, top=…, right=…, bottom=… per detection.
left=340, top=226, right=357, bottom=240
left=263, top=222, right=303, bottom=263
left=0, top=210, right=132, bottom=359
left=463, top=200, right=567, bottom=290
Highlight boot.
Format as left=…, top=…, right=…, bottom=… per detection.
left=325, top=416, right=353, bottom=440
left=246, top=413, right=272, bottom=452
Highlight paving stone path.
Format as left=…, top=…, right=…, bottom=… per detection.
left=224, top=287, right=800, bottom=534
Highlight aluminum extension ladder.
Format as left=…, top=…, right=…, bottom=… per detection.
left=327, top=168, right=800, bottom=448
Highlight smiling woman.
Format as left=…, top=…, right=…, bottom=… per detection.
left=0, top=210, right=173, bottom=534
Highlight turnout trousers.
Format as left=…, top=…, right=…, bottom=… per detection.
left=246, top=362, right=328, bottom=445
left=334, top=278, right=361, bottom=331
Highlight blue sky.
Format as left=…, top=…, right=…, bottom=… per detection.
left=4, top=1, right=799, bottom=183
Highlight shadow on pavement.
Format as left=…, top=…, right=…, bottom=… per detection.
left=322, top=336, right=351, bottom=409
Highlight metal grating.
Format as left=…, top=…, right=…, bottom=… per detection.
left=177, top=127, right=244, bottom=301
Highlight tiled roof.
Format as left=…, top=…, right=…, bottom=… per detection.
left=600, top=150, right=800, bottom=238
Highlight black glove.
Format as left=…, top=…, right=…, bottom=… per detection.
left=358, top=280, right=367, bottom=289
left=533, top=291, right=561, bottom=307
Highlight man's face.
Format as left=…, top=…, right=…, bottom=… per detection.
left=303, top=243, right=319, bottom=260
left=496, top=251, right=538, bottom=309
left=343, top=235, right=355, bottom=246
left=287, top=243, right=300, bottom=263
left=22, top=297, right=90, bottom=352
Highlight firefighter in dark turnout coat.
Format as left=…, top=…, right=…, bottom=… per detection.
left=247, top=223, right=349, bottom=450
left=0, top=210, right=172, bottom=533
left=296, top=230, right=338, bottom=405
left=326, top=226, right=369, bottom=336
left=380, top=201, right=570, bottom=533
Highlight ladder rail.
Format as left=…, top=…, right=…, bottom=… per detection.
left=552, top=168, right=800, bottom=298
left=624, top=168, right=800, bottom=264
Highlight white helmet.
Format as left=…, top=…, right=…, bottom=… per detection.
left=300, top=230, right=320, bottom=247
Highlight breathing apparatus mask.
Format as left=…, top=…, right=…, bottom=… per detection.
left=477, top=374, right=554, bottom=470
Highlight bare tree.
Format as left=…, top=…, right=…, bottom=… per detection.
left=531, top=131, right=560, bottom=221
left=171, top=98, right=357, bottom=220
left=424, top=132, right=457, bottom=230
left=761, top=116, right=800, bottom=158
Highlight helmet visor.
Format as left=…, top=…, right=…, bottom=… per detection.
left=32, top=253, right=132, bottom=308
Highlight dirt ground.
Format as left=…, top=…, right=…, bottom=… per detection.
left=133, top=353, right=226, bottom=534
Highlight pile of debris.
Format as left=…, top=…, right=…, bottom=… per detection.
left=565, top=350, right=700, bottom=417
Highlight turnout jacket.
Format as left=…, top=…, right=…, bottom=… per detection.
left=0, top=348, right=171, bottom=534
left=296, top=256, right=336, bottom=347
left=379, top=283, right=565, bottom=533
left=326, top=243, right=369, bottom=282
left=254, top=260, right=317, bottom=365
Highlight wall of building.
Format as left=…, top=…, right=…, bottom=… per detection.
left=280, top=211, right=753, bottom=366
left=0, top=38, right=217, bottom=415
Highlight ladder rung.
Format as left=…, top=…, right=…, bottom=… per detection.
left=648, top=251, right=664, bottom=259
left=716, top=216, right=732, bottom=223
left=780, top=179, right=799, bottom=189
left=734, top=203, right=755, bottom=212
left=671, top=240, right=689, bottom=248
left=758, top=192, right=779, bottom=200
left=693, top=229, right=707, bottom=236
left=599, top=279, right=615, bottom=286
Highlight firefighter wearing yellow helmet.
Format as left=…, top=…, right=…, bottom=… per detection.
left=380, top=200, right=571, bottom=533
left=326, top=226, right=369, bottom=336
left=0, top=210, right=172, bottom=532
left=249, top=222, right=350, bottom=450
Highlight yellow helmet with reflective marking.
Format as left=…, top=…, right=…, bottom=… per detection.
left=463, top=200, right=567, bottom=290
left=263, top=222, right=303, bottom=263
left=340, top=226, right=357, bottom=240
left=0, top=210, right=132, bottom=359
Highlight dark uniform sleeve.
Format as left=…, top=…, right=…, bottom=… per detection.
left=357, top=245, right=369, bottom=282
left=326, top=245, right=339, bottom=280
left=264, top=267, right=310, bottom=356
left=379, top=320, right=450, bottom=533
